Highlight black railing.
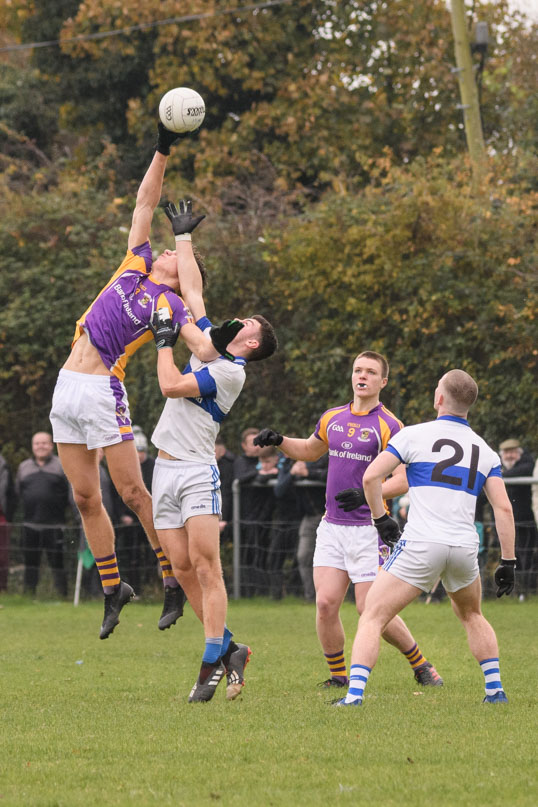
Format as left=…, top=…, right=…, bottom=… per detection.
left=1, top=477, right=535, bottom=602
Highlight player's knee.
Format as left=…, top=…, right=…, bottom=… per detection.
left=73, top=488, right=102, bottom=517
left=193, top=557, right=222, bottom=588
left=120, top=482, right=149, bottom=515
left=316, top=593, right=340, bottom=618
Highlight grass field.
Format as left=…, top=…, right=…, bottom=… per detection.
left=0, top=594, right=536, bottom=807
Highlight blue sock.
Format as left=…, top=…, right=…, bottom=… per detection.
left=480, top=657, right=504, bottom=696
left=220, top=626, right=233, bottom=657
left=344, top=664, right=371, bottom=704
left=202, top=637, right=223, bottom=665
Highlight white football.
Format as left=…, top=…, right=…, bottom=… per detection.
left=158, top=87, right=205, bottom=133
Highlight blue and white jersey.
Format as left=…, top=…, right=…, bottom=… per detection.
left=387, top=416, right=502, bottom=547
left=151, top=317, right=246, bottom=464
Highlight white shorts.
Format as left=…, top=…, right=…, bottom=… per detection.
left=152, top=458, right=221, bottom=530
left=313, top=519, right=390, bottom=584
left=49, top=369, right=133, bottom=450
left=383, top=539, right=479, bottom=593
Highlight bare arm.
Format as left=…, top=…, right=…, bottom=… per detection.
left=363, top=451, right=402, bottom=518
left=179, top=322, right=219, bottom=363
left=176, top=241, right=206, bottom=321
left=128, top=152, right=167, bottom=250
left=279, top=434, right=327, bottom=462
left=155, top=349, right=202, bottom=399
left=484, top=476, right=516, bottom=559
left=380, top=463, right=408, bottom=500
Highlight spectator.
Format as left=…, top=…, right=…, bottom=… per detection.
left=15, top=432, right=73, bottom=597
left=215, top=435, right=235, bottom=544
left=394, top=495, right=410, bottom=531
left=233, top=427, right=260, bottom=595
left=249, top=446, right=279, bottom=595
left=0, top=452, right=16, bottom=591
left=268, top=455, right=302, bottom=599
left=499, top=438, right=537, bottom=599
left=290, top=455, right=328, bottom=602
left=115, top=427, right=156, bottom=593
left=233, top=432, right=281, bottom=595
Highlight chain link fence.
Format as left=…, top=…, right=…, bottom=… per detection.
left=1, top=478, right=536, bottom=602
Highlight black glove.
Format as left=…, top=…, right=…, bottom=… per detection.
left=150, top=309, right=180, bottom=350
left=155, top=122, right=182, bottom=156
left=253, top=428, right=283, bottom=448
left=373, top=513, right=401, bottom=549
left=162, top=200, right=206, bottom=236
left=335, top=487, right=367, bottom=511
left=494, top=559, right=516, bottom=598
left=209, top=319, right=244, bottom=360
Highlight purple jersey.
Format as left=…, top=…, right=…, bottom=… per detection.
left=72, top=242, right=192, bottom=381
left=314, top=401, right=403, bottom=526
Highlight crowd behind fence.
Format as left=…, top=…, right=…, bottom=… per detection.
left=0, top=478, right=536, bottom=603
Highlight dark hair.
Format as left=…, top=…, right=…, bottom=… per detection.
left=247, top=315, right=278, bottom=362
left=355, top=350, right=389, bottom=379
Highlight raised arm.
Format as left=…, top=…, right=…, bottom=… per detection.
left=150, top=307, right=245, bottom=365
left=162, top=200, right=206, bottom=320
left=128, top=125, right=181, bottom=250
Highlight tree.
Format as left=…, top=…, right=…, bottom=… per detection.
left=263, top=150, right=538, bottom=447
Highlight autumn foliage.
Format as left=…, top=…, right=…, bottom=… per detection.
left=0, top=0, right=536, bottom=463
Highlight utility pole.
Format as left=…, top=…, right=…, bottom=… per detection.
left=449, top=0, right=487, bottom=177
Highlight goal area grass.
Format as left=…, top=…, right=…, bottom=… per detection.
left=1, top=594, right=536, bottom=807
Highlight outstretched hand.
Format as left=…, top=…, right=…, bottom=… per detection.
left=163, top=200, right=206, bottom=237
left=155, top=122, right=199, bottom=155
left=253, top=429, right=283, bottom=448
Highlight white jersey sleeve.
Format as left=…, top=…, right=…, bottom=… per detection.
left=387, top=416, right=502, bottom=547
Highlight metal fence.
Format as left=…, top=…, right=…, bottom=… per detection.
left=1, top=477, right=536, bottom=602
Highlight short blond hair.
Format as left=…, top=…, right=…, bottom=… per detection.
left=441, top=369, right=478, bottom=412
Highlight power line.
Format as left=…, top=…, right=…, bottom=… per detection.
left=0, top=0, right=291, bottom=53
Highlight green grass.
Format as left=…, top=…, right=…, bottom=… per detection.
left=0, top=594, right=536, bottom=807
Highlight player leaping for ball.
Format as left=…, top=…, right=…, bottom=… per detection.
left=50, top=124, right=239, bottom=639
left=254, top=351, right=443, bottom=693
left=147, top=200, right=278, bottom=702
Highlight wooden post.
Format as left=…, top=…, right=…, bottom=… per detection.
left=449, top=0, right=487, bottom=178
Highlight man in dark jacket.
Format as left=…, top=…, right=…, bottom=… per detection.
left=500, top=438, right=537, bottom=598
left=267, top=455, right=302, bottom=599
left=15, top=432, right=72, bottom=597
left=292, top=455, right=329, bottom=602
left=233, top=428, right=275, bottom=595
